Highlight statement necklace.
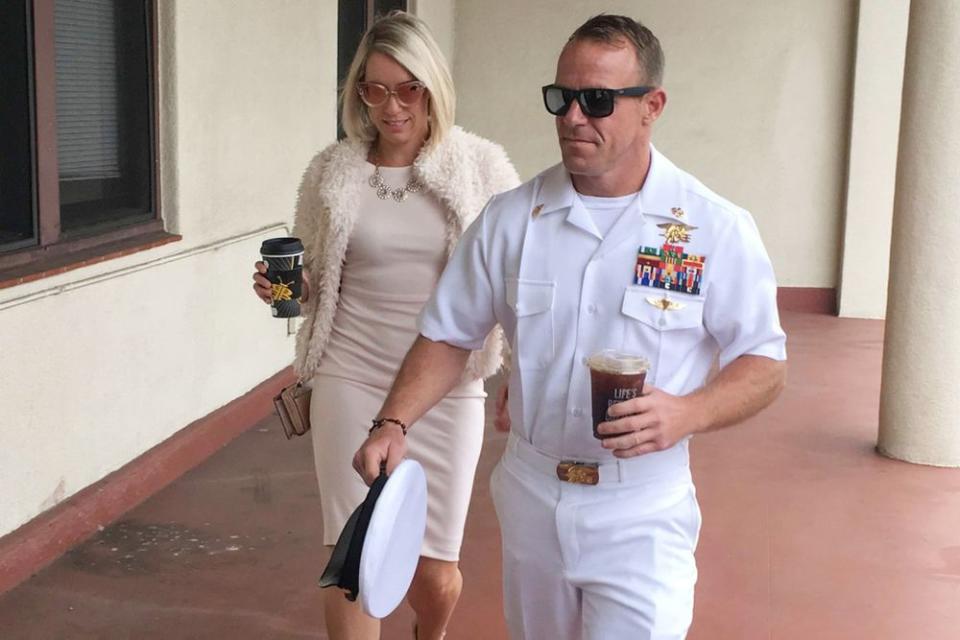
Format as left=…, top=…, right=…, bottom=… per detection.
left=368, top=163, right=424, bottom=202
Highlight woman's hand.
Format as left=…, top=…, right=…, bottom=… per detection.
left=252, top=262, right=272, bottom=304
left=252, top=262, right=310, bottom=304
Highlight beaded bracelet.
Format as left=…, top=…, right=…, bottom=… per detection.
left=369, top=417, right=408, bottom=436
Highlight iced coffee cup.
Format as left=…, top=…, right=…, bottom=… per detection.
left=586, top=350, right=650, bottom=439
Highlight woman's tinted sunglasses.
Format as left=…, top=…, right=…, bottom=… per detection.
left=542, top=84, right=655, bottom=118
left=357, top=80, right=427, bottom=107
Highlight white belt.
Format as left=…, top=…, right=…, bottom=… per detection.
left=506, top=433, right=692, bottom=486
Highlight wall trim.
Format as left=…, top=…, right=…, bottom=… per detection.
left=777, top=286, right=837, bottom=315
left=0, top=367, right=296, bottom=596
left=0, top=223, right=288, bottom=312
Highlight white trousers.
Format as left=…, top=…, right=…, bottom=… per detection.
left=490, top=436, right=701, bottom=640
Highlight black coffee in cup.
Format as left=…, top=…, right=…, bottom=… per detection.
left=260, top=237, right=304, bottom=318
left=586, top=350, right=650, bottom=439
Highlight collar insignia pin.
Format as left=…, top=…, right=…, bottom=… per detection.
left=531, top=204, right=544, bottom=219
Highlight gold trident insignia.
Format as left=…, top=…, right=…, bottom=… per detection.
left=657, top=222, right=698, bottom=244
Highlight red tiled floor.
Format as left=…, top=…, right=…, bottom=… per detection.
left=1, top=311, right=958, bottom=639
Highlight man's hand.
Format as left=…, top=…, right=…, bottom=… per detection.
left=352, top=423, right=407, bottom=485
left=349, top=335, right=473, bottom=484
left=596, top=386, right=704, bottom=458
left=494, top=384, right=511, bottom=432
left=596, top=355, right=786, bottom=458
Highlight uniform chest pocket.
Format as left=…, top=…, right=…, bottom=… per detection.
left=621, top=287, right=706, bottom=384
left=506, top=278, right=556, bottom=370
left=621, top=287, right=705, bottom=331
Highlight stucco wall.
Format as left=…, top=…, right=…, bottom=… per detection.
left=412, top=0, right=456, bottom=70
left=452, top=0, right=858, bottom=288
left=0, top=0, right=337, bottom=538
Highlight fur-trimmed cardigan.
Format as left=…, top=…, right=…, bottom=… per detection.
left=291, top=126, right=521, bottom=382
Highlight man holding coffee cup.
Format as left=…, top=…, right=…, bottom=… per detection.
left=355, top=14, right=786, bottom=639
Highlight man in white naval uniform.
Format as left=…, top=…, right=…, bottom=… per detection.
left=355, top=14, right=787, bottom=640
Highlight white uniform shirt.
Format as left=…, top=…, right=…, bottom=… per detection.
left=419, top=146, right=787, bottom=463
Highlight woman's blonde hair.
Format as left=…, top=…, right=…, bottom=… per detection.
left=341, top=11, right=455, bottom=150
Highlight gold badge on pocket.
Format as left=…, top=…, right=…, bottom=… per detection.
left=646, top=296, right=685, bottom=311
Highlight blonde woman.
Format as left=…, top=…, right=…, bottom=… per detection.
left=253, top=11, right=518, bottom=640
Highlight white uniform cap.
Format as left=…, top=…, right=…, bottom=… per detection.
left=319, top=459, right=428, bottom=619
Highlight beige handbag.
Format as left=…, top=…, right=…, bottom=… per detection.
left=273, top=301, right=315, bottom=439
left=273, top=381, right=311, bottom=439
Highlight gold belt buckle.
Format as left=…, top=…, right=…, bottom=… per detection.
left=556, top=461, right=600, bottom=485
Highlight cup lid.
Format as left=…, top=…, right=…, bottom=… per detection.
left=586, top=349, right=650, bottom=375
left=260, top=237, right=304, bottom=255
left=318, top=459, right=428, bottom=619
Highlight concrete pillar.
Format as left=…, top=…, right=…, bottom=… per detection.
left=837, top=0, right=909, bottom=319
left=877, top=0, right=960, bottom=466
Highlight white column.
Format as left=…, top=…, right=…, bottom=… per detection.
left=877, top=0, right=960, bottom=466
left=837, top=0, right=909, bottom=319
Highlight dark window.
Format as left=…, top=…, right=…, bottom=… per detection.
left=0, top=1, right=36, bottom=252
left=0, top=0, right=163, bottom=280
left=55, top=0, right=154, bottom=235
left=337, top=0, right=407, bottom=139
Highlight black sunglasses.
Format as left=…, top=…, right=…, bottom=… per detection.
left=542, top=84, right=655, bottom=118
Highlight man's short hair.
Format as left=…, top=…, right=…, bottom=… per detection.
left=569, top=14, right=664, bottom=86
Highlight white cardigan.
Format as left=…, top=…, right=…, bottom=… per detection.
left=292, top=126, right=521, bottom=381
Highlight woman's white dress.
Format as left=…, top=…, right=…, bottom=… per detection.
left=310, top=163, right=485, bottom=561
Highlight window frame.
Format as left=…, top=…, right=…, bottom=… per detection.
left=337, top=0, right=407, bottom=139
left=0, top=0, right=172, bottom=284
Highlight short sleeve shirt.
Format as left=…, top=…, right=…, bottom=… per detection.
left=419, top=146, right=787, bottom=462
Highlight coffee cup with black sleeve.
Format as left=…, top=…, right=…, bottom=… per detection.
left=259, top=237, right=304, bottom=318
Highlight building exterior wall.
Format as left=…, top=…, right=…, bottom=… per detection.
left=2, top=0, right=915, bottom=541
left=0, top=0, right=337, bottom=538
left=452, top=0, right=859, bottom=289
left=412, top=0, right=457, bottom=69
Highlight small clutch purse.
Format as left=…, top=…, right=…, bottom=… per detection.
left=273, top=381, right=312, bottom=439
